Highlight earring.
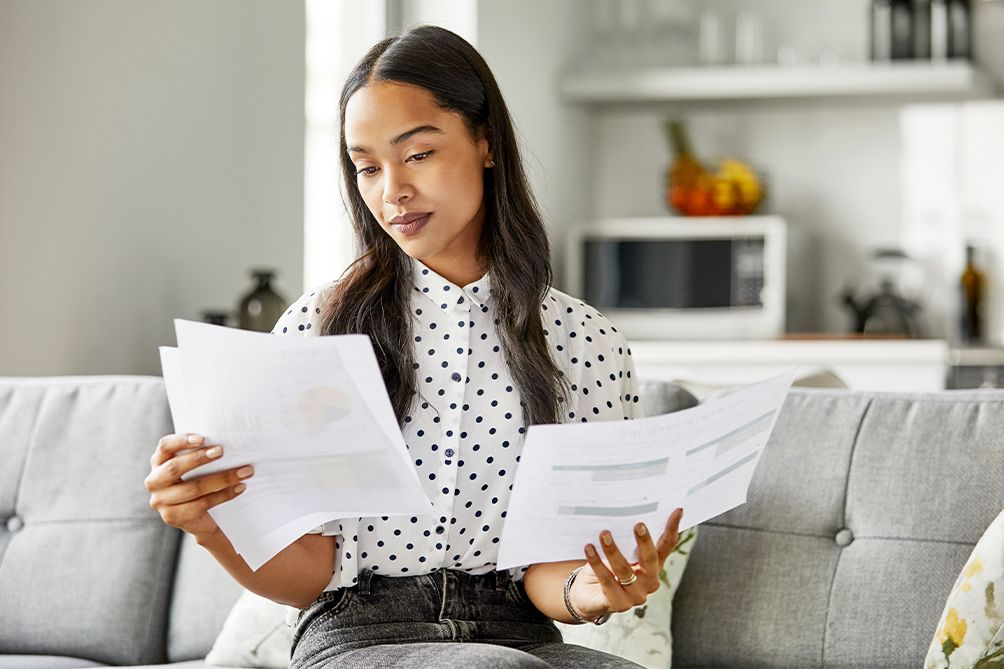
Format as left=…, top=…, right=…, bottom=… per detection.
left=486, top=160, right=495, bottom=168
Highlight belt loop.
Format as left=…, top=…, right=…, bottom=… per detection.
left=358, top=568, right=373, bottom=596
left=494, top=569, right=508, bottom=591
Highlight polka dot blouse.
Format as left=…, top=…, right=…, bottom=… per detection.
left=271, top=257, right=641, bottom=591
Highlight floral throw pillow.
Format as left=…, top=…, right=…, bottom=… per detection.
left=206, top=589, right=296, bottom=668
left=925, top=508, right=1004, bottom=668
left=556, top=526, right=698, bottom=669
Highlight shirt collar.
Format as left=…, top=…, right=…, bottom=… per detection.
left=411, top=257, right=493, bottom=313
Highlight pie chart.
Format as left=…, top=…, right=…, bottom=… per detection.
left=283, top=385, right=352, bottom=434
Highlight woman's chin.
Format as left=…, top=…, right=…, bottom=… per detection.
left=394, top=237, right=439, bottom=259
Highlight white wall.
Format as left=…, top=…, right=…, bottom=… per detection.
left=0, top=0, right=305, bottom=376
left=400, top=0, right=477, bottom=43
left=475, top=0, right=593, bottom=287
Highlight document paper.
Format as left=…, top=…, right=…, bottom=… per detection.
left=496, top=370, right=795, bottom=570
left=159, top=319, right=433, bottom=571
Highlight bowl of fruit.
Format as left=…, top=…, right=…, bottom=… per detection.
left=664, top=119, right=766, bottom=217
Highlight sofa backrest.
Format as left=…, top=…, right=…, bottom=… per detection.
left=0, top=375, right=247, bottom=665
left=0, top=376, right=181, bottom=666
left=661, top=387, right=1004, bottom=669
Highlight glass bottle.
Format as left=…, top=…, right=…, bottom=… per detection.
left=890, top=0, right=915, bottom=60
left=913, top=0, right=932, bottom=60
left=238, top=269, right=288, bottom=332
left=947, top=0, right=971, bottom=60
left=959, top=244, right=984, bottom=344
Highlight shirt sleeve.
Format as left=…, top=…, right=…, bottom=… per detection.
left=565, top=305, right=642, bottom=423
left=271, top=281, right=341, bottom=537
left=270, top=283, right=333, bottom=336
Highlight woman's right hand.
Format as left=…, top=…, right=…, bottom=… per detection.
left=144, top=433, right=255, bottom=541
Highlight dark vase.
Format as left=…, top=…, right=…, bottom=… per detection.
left=201, top=310, right=230, bottom=327
left=237, top=269, right=287, bottom=332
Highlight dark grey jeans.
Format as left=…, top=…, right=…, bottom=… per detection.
left=289, top=568, right=644, bottom=668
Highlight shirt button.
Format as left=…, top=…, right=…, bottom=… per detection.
left=435, top=526, right=445, bottom=535
left=6, top=515, right=24, bottom=532
left=451, top=372, right=462, bottom=382
left=445, top=448, right=455, bottom=458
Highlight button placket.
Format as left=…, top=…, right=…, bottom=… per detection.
left=435, top=299, right=470, bottom=510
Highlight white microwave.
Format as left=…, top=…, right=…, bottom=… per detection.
left=565, top=216, right=787, bottom=340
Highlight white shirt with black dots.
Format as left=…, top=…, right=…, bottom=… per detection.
left=272, top=257, right=641, bottom=591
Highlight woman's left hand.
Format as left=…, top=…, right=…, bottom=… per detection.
left=568, top=507, right=684, bottom=622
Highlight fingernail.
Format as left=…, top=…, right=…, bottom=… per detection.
left=205, top=446, right=222, bottom=459
left=585, top=544, right=596, bottom=557
left=234, top=483, right=246, bottom=494
left=601, top=532, right=613, bottom=546
left=636, top=524, right=647, bottom=536
left=186, top=434, right=203, bottom=445
left=237, top=465, right=255, bottom=479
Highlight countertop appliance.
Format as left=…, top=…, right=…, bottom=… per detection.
left=946, top=346, right=1004, bottom=388
left=565, top=216, right=786, bottom=340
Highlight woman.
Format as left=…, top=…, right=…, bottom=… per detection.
left=146, top=25, right=683, bottom=669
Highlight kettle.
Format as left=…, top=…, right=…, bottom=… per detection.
left=841, top=278, right=925, bottom=338
left=840, top=249, right=926, bottom=338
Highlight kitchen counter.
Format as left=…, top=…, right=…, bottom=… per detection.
left=628, top=338, right=948, bottom=392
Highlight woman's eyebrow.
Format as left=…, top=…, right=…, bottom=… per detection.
left=348, top=125, right=445, bottom=154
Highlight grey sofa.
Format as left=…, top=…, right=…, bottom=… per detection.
left=1, top=375, right=1002, bottom=668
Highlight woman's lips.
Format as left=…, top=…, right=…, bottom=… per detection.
left=393, top=213, right=431, bottom=236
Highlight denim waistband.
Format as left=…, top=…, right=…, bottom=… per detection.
left=354, top=567, right=510, bottom=595
left=289, top=568, right=561, bottom=666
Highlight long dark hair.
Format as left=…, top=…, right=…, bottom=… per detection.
left=320, top=25, right=569, bottom=428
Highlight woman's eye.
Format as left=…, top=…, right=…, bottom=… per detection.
left=355, top=151, right=432, bottom=177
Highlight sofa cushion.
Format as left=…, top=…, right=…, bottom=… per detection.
left=0, top=656, right=105, bottom=668
left=0, top=377, right=181, bottom=666
left=636, top=379, right=700, bottom=418
left=670, top=388, right=1004, bottom=669
left=166, top=533, right=245, bottom=662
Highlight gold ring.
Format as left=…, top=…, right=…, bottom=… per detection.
left=617, top=572, right=638, bottom=586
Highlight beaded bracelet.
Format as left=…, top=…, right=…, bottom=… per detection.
left=563, top=566, right=611, bottom=625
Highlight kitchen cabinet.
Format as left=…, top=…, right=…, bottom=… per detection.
left=630, top=338, right=948, bottom=392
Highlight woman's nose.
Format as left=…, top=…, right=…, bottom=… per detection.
left=382, top=169, right=413, bottom=206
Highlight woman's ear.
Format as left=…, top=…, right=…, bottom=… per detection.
left=477, top=127, right=493, bottom=168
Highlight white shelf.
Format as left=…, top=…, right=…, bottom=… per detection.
left=560, top=61, right=996, bottom=104
left=630, top=339, right=948, bottom=365
left=629, top=339, right=949, bottom=393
